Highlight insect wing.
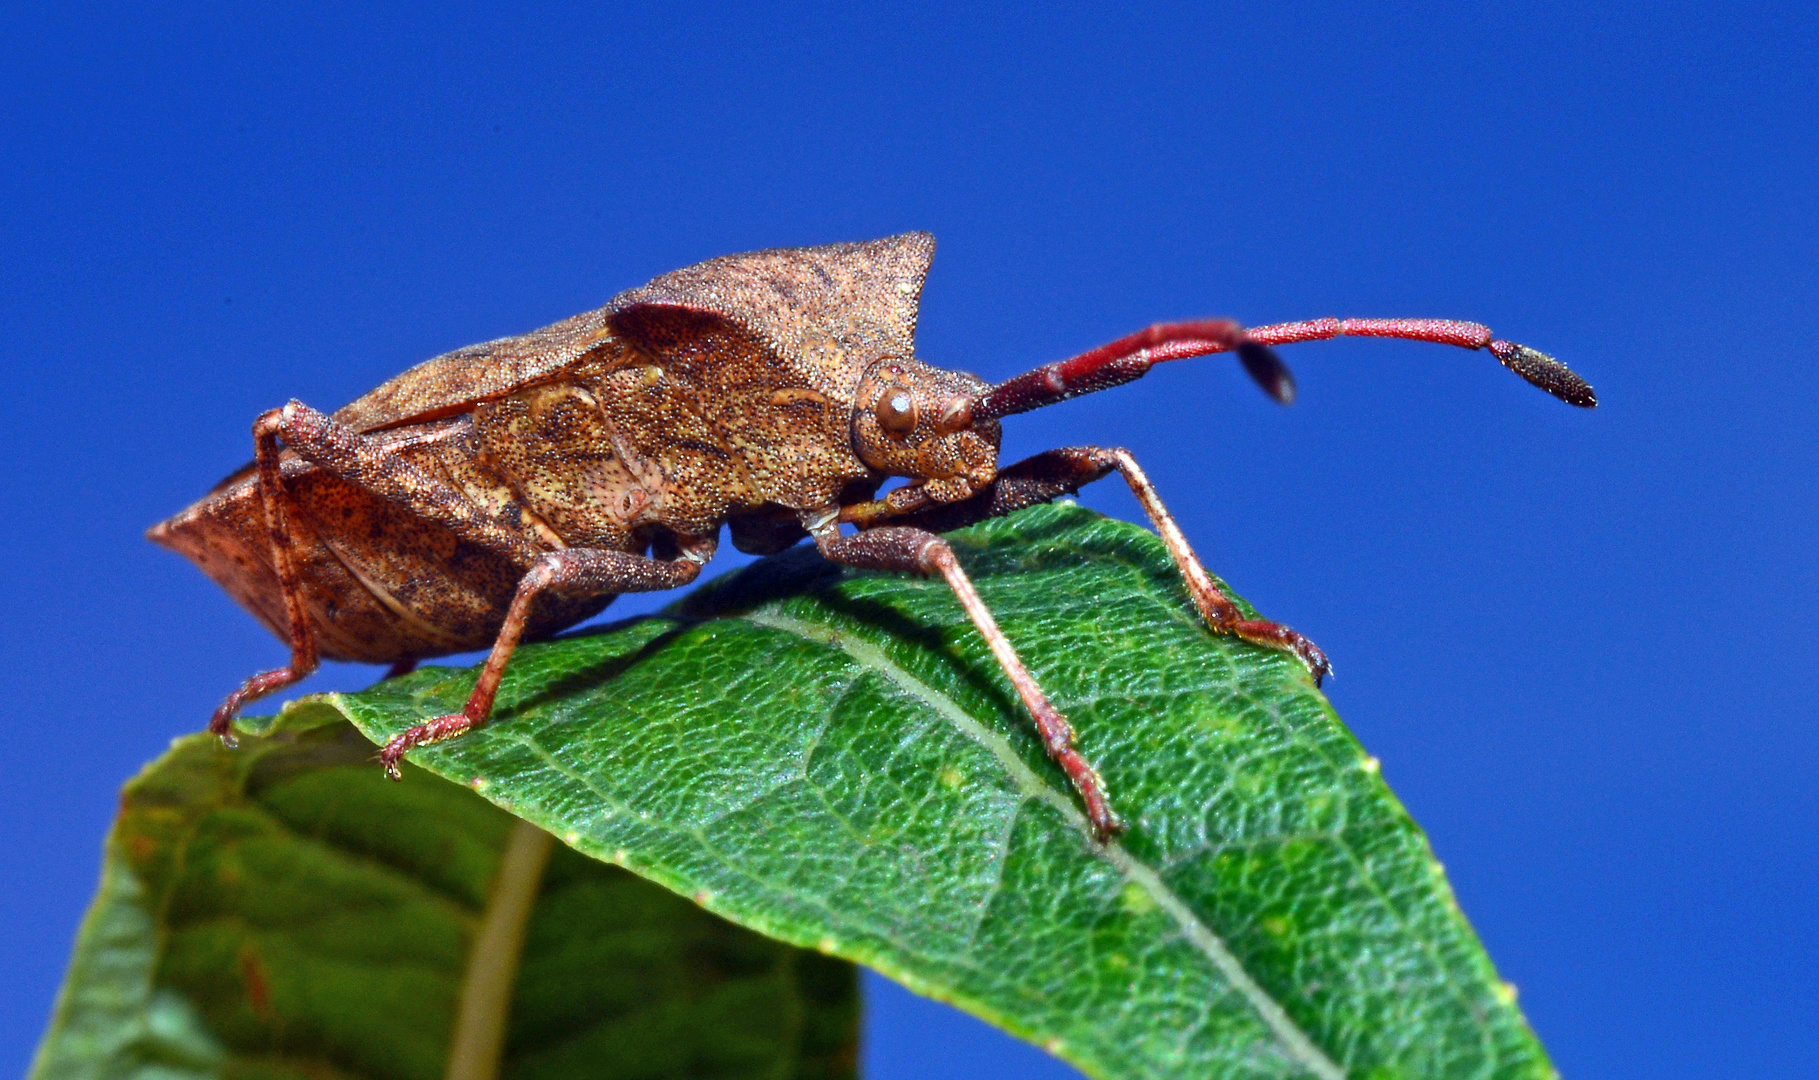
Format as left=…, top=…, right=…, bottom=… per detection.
left=333, top=305, right=623, bottom=433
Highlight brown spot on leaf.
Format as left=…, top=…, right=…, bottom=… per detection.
left=239, top=944, right=275, bottom=1021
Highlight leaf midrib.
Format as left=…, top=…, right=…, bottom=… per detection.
left=740, top=609, right=1346, bottom=1080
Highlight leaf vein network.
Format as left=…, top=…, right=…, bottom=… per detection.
left=741, top=607, right=1346, bottom=1080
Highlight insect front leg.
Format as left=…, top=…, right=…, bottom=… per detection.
left=810, top=522, right=1122, bottom=840
left=1094, top=447, right=1331, bottom=684
left=887, top=447, right=1331, bottom=684
left=856, top=446, right=1118, bottom=533
left=377, top=541, right=712, bottom=777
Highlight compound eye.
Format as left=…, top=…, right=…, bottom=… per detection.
left=875, top=386, right=918, bottom=436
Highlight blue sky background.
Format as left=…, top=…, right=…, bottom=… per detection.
left=3, top=4, right=1815, bottom=1077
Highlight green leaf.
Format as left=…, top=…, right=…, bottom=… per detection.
left=281, top=502, right=1554, bottom=1080
left=31, top=721, right=858, bottom=1080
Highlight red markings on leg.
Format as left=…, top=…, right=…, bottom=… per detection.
left=379, top=711, right=478, bottom=779
left=209, top=664, right=313, bottom=747
left=209, top=408, right=322, bottom=748
left=1094, top=447, right=1332, bottom=685
left=815, top=525, right=1125, bottom=838
left=1229, top=619, right=1332, bottom=685
left=373, top=547, right=705, bottom=779
left=928, top=539, right=1123, bottom=840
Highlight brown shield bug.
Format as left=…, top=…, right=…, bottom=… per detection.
left=150, top=233, right=1595, bottom=838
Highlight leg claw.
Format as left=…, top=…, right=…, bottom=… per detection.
left=1227, top=618, right=1332, bottom=686
left=1089, top=809, right=1127, bottom=843
left=1293, top=636, right=1333, bottom=686
left=209, top=707, right=240, bottom=749
left=379, top=726, right=426, bottom=780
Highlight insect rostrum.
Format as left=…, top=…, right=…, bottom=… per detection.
left=149, top=232, right=1595, bottom=840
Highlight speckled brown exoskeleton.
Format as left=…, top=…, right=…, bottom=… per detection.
left=150, top=232, right=1595, bottom=838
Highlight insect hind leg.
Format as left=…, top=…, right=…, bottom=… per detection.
left=209, top=409, right=323, bottom=746
left=210, top=397, right=549, bottom=745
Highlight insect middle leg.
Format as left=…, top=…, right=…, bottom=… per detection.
left=377, top=543, right=710, bottom=777
left=890, top=446, right=1330, bottom=683
left=812, top=524, right=1122, bottom=839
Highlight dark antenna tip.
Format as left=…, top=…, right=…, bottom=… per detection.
left=1238, top=341, right=1297, bottom=405
left=1490, top=340, right=1597, bottom=408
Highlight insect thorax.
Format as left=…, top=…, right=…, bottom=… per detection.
left=464, top=355, right=875, bottom=553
